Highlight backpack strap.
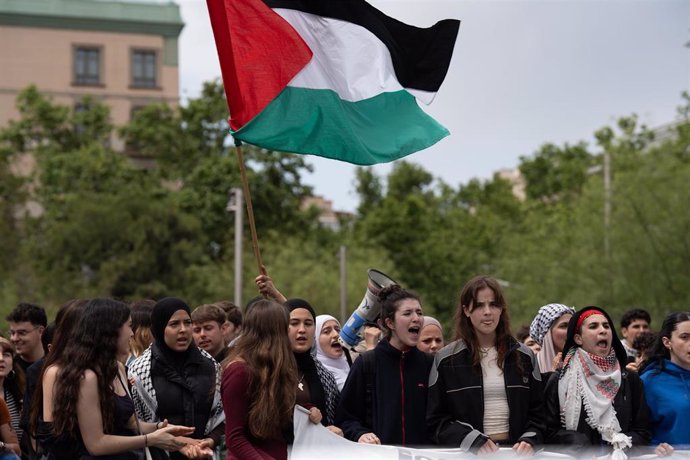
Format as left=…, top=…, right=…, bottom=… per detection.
left=343, top=347, right=354, bottom=367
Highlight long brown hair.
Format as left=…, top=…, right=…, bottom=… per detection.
left=454, top=276, right=515, bottom=372
left=223, top=300, right=297, bottom=440
left=30, top=299, right=88, bottom=436
left=40, top=299, right=129, bottom=438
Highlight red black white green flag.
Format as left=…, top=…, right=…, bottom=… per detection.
left=207, top=0, right=460, bottom=165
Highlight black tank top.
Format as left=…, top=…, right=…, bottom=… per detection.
left=38, top=393, right=142, bottom=460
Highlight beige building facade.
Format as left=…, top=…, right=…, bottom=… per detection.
left=0, top=0, right=183, bottom=151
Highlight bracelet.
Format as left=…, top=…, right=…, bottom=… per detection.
left=155, top=421, right=161, bottom=430
left=144, top=434, right=148, bottom=447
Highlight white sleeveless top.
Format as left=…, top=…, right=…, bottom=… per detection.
left=480, top=347, right=510, bottom=436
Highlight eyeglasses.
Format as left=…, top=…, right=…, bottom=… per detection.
left=9, top=327, right=38, bottom=338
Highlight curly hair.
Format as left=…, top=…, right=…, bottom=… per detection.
left=454, top=275, right=516, bottom=372
left=224, top=300, right=297, bottom=440
left=377, top=285, right=421, bottom=340
left=50, top=298, right=130, bottom=438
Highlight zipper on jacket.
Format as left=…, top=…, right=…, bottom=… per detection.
left=400, top=351, right=406, bottom=446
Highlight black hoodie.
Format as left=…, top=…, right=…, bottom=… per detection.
left=336, top=339, right=433, bottom=446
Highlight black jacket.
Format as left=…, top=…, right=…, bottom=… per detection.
left=427, top=338, right=545, bottom=451
left=150, top=343, right=223, bottom=460
left=335, top=339, right=434, bottom=446
left=544, top=369, right=651, bottom=448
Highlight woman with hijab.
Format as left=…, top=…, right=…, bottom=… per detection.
left=544, top=306, right=651, bottom=458
left=284, top=299, right=341, bottom=433
left=417, top=316, right=444, bottom=354
left=315, top=315, right=350, bottom=392
left=530, top=303, right=575, bottom=374
left=129, top=297, right=225, bottom=460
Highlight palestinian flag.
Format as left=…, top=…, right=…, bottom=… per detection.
left=207, top=0, right=460, bottom=165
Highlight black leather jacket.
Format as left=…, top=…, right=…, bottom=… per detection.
left=427, top=338, right=545, bottom=451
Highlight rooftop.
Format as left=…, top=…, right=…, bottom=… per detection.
left=0, top=0, right=184, bottom=37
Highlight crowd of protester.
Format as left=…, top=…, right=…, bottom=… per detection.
left=0, top=274, right=687, bottom=459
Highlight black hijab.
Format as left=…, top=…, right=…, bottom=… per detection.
left=284, top=298, right=327, bottom=417
left=561, top=306, right=628, bottom=370
left=151, top=297, right=198, bottom=371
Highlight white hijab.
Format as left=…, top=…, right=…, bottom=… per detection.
left=315, top=315, right=350, bottom=391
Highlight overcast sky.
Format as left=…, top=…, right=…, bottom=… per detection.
left=175, top=0, right=689, bottom=212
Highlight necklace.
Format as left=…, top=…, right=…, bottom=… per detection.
left=298, top=374, right=305, bottom=391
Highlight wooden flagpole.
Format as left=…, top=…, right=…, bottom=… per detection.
left=234, top=140, right=265, bottom=275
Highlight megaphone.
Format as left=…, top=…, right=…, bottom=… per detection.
left=340, top=268, right=398, bottom=348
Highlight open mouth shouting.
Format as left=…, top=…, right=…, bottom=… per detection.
left=328, top=339, right=343, bottom=357
left=595, top=339, right=610, bottom=351
left=408, top=325, right=421, bottom=339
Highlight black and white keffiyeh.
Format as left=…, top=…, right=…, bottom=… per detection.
left=128, top=346, right=225, bottom=435
left=313, top=354, right=340, bottom=426
left=530, top=303, right=575, bottom=346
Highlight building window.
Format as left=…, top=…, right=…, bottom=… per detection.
left=74, top=47, right=101, bottom=85
left=131, top=50, right=158, bottom=88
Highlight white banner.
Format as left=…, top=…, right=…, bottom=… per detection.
left=289, top=406, right=580, bottom=460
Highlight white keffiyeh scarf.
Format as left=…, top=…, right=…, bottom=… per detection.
left=558, top=347, right=632, bottom=460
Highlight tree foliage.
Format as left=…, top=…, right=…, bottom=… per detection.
left=1, top=84, right=688, bottom=336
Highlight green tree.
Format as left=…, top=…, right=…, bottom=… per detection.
left=519, top=142, right=593, bottom=202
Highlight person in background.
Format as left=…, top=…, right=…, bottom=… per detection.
left=127, top=300, right=155, bottom=366
left=285, top=299, right=341, bottom=432
left=192, top=304, right=230, bottom=363
left=221, top=299, right=298, bottom=460
left=427, top=276, right=544, bottom=455
left=626, top=331, right=656, bottom=373
left=216, top=301, right=243, bottom=346
left=544, top=306, right=650, bottom=458
left=337, top=285, right=433, bottom=446
left=640, top=312, right=690, bottom=455
left=315, top=315, right=350, bottom=391
left=129, top=298, right=225, bottom=460
left=0, top=339, right=24, bottom=446
left=530, top=303, right=575, bottom=374
left=6, top=304, right=47, bottom=372
left=0, top=398, right=20, bottom=459
left=515, top=325, right=542, bottom=355
left=620, top=309, right=652, bottom=361
left=417, top=316, right=445, bottom=354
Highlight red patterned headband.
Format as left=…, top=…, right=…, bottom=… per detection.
left=576, top=308, right=605, bottom=331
